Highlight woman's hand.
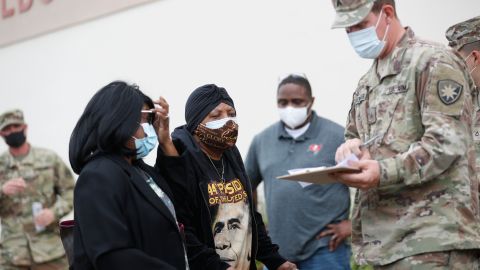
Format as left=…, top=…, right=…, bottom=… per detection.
left=153, top=97, right=178, bottom=156
left=152, top=97, right=170, bottom=142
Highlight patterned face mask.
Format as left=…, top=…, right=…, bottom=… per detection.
left=195, top=118, right=238, bottom=151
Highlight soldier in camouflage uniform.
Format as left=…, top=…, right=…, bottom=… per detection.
left=330, top=0, right=480, bottom=269
left=0, top=109, right=75, bottom=270
left=446, top=16, right=480, bottom=174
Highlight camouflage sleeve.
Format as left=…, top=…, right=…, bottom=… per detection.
left=345, top=92, right=360, bottom=140
left=51, top=154, right=75, bottom=219
left=378, top=56, right=472, bottom=187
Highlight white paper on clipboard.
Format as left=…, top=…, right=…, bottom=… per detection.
left=277, top=154, right=361, bottom=185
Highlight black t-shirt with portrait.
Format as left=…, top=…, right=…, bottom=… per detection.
left=206, top=156, right=252, bottom=270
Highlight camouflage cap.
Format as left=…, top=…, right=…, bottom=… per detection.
left=331, top=0, right=375, bottom=29
left=446, top=16, right=480, bottom=50
left=0, top=109, right=25, bottom=130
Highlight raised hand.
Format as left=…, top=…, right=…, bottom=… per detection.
left=152, top=96, right=178, bottom=156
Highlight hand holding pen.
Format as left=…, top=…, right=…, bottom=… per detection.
left=335, top=133, right=382, bottom=163
left=333, top=134, right=383, bottom=190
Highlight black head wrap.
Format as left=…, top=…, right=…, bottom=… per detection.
left=185, top=84, right=235, bottom=133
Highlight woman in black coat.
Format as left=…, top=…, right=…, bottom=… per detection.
left=158, top=84, right=297, bottom=270
left=69, top=81, right=188, bottom=270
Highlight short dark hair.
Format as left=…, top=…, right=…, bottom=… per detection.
left=371, top=0, right=397, bottom=18
left=277, top=74, right=312, bottom=97
left=69, top=81, right=154, bottom=174
left=461, top=40, right=480, bottom=55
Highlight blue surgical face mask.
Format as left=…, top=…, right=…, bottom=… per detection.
left=132, top=123, right=158, bottom=159
left=347, top=9, right=390, bottom=59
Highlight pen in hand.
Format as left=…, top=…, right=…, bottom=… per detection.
left=359, top=133, right=383, bottom=151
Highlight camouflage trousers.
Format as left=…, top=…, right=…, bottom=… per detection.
left=1, top=256, right=68, bottom=270
left=374, top=250, right=479, bottom=270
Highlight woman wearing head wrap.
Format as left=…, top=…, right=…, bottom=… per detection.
left=158, top=84, right=297, bottom=270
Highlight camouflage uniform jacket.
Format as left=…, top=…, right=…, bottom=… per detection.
left=449, top=49, right=480, bottom=175
left=0, top=146, right=74, bottom=266
left=445, top=16, right=480, bottom=175
left=468, top=76, right=480, bottom=173
left=346, top=28, right=480, bottom=266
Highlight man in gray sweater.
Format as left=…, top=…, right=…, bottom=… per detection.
left=245, top=74, right=351, bottom=270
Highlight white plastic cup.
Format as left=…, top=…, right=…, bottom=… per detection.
left=32, top=202, right=45, bottom=232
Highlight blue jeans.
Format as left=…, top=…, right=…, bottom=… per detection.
left=265, top=242, right=351, bottom=270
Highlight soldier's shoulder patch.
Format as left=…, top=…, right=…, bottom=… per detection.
left=437, top=79, right=463, bottom=105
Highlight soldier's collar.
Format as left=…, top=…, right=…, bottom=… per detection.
left=8, top=146, right=34, bottom=166
left=375, top=27, right=414, bottom=81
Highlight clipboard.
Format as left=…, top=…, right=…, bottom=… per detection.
left=277, top=165, right=361, bottom=184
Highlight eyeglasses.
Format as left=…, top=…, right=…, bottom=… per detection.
left=140, top=110, right=155, bottom=124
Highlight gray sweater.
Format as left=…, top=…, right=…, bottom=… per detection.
left=245, top=112, right=350, bottom=261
